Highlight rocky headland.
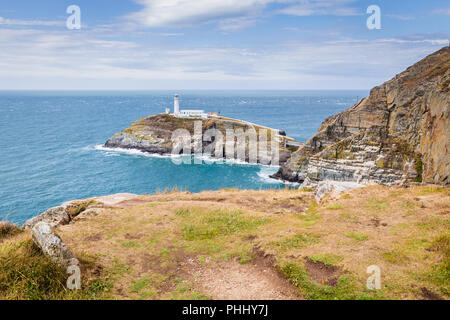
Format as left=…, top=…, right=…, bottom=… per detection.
left=272, top=47, right=449, bottom=187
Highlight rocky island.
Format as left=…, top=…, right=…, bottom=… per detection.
left=272, top=46, right=449, bottom=187
left=105, top=113, right=296, bottom=165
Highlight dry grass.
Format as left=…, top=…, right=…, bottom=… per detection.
left=0, top=221, right=22, bottom=241
left=1, top=185, right=449, bottom=300
left=0, top=233, right=112, bottom=300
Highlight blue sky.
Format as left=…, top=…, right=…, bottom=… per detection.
left=0, top=0, right=449, bottom=90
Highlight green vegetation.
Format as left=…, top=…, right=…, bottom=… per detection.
left=376, top=159, right=384, bottom=168
left=65, top=200, right=95, bottom=217
left=122, top=241, right=140, bottom=248
left=415, top=217, right=449, bottom=230
left=414, top=159, right=423, bottom=183
left=366, top=198, right=389, bottom=211
left=339, top=213, right=359, bottom=222
left=220, top=188, right=240, bottom=192
left=272, top=233, right=321, bottom=251
left=305, top=200, right=320, bottom=214
left=382, top=250, right=409, bottom=264
left=190, top=291, right=210, bottom=300
left=344, top=232, right=369, bottom=242
left=309, top=254, right=344, bottom=266
left=280, top=262, right=382, bottom=300
left=399, top=200, right=416, bottom=210
left=179, top=209, right=267, bottom=241
left=130, top=278, right=151, bottom=293
left=297, top=212, right=322, bottom=227
left=175, top=208, right=191, bottom=216
left=146, top=202, right=159, bottom=208
left=416, top=186, right=449, bottom=196
left=420, top=235, right=450, bottom=297
left=327, top=204, right=344, bottom=210
left=169, top=278, right=210, bottom=300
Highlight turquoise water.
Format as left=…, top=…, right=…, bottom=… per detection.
left=0, top=90, right=367, bottom=224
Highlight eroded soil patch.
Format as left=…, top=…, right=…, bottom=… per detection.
left=421, top=287, right=444, bottom=300
left=182, top=258, right=301, bottom=300
left=304, top=257, right=342, bottom=287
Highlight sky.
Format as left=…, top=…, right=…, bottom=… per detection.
left=0, top=0, right=449, bottom=90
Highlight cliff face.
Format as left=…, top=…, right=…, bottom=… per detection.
left=105, top=114, right=292, bottom=165
left=274, top=47, right=450, bottom=186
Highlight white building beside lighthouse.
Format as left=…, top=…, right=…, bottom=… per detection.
left=170, top=94, right=208, bottom=119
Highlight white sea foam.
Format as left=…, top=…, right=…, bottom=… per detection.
left=256, top=167, right=281, bottom=184
left=94, top=144, right=298, bottom=185
left=94, top=145, right=281, bottom=168
left=197, top=155, right=277, bottom=168
left=94, top=145, right=178, bottom=159
left=256, top=166, right=300, bottom=186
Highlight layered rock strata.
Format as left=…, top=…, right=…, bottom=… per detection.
left=273, top=47, right=450, bottom=187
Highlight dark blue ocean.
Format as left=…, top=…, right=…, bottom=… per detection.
left=0, top=91, right=367, bottom=224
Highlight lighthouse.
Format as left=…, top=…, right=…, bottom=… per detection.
left=174, top=94, right=180, bottom=115
left=170, top=93, right=208, bottom=119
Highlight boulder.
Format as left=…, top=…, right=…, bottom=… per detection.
left=315, top=180, right=365, bottom=203
left=24, top=198, right=108, bottom=229
left=31, top=222, right=78, bottom=267
left=23, top=205, right=70, bottom=230
left=23, top=194, right=139, bottom=230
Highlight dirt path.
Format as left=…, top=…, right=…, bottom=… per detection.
left=181, top=250, right=301, bottom=300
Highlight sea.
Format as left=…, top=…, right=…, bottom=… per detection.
left=0, top=90, right=367, bottom=225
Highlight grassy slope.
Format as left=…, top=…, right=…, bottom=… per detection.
left=1, top=185, right=448, bottom=300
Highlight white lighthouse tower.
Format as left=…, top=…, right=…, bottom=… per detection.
left=174, top=94, right=180, bottom=115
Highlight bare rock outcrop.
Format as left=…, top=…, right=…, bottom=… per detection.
left=273, top=47, right=450, bottom=186
left=314, top=181, right=365, bottom=203
left=26, top=194, right=142, bottom=266
left=23, top=194, right=139, bottom=229
left=31, top=222, right=78, bottom=267
left=24, top=200, right=101, bottom=230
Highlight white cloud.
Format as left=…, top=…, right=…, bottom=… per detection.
left=385, top=14, right=415, bottom=21
left=376, top=38, right=449, bottom=46
left=218, top=17, right=261, bottom=31
left=278, top=0, right=360, bottom=17
left=0, top=16, right=64, bottom=26
left=127, top=0, right=271, bottom=28
left=432, top=8, right=450, bottom=15
left=0, top=26, right=447, bottom=90
left=126, top=0, right=362, bottom=30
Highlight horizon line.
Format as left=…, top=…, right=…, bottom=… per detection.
left=0, top=89, right=370, bottom=92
